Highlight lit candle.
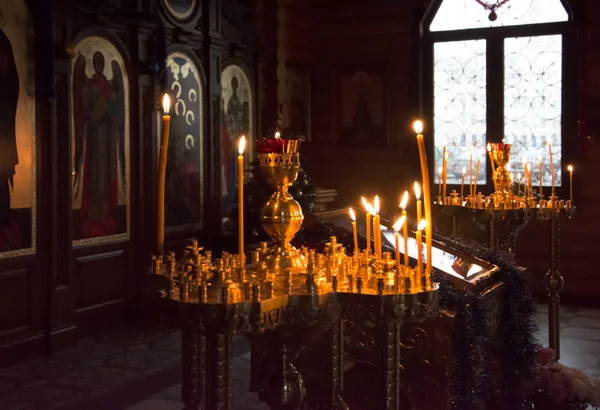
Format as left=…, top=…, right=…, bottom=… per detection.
left=568, top=165, right=574, bottom=204
left=416, top=219, right=427, bottom=291
left=393, top=215, right=407, bottom=280
left=374, top=195, right=381, bottom=260
left=414, top=182, right=422, bottom=225
left=157, top=94, right=171, bottom=255
left=414, top=121, right=432, bottom=285
left=460, top=167, right=466, bottom=201
left=349, top=208, right=358, bottom=252
left=437, top=167, right=443, bottom=201
left=526, top=163, right=532, bottom=199
left=517, top=172, right=522, bottom=198
left=442, top=140, right=448, bottom=199
left=238, top=136, right=246, bottom=266
left=488, top=143, right=496, bottom=191
left=469, top=147, right=474, bottom=197
left=399, top=191, right=409, bottom=267
left=548, top=142, right=555, bottom=197
left=473, top=156, right=481, bottom=198
left=538, top=156, right=543, bottom=199
left=361, top=197, right=371, bottom=255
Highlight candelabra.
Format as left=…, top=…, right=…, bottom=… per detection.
left=436, top=143, right=575, bottom=359
left=150, top=139, right=439, bottom=410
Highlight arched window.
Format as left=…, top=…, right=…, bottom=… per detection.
left=423, top=0, right=573, bottom=188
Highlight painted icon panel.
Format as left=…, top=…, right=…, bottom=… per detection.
left=71, top=36, right=130, bottom=244
left=221, top=64, right=252, bottom=210
left=0, top=0, right=36, bottom=258
left=164, top=51, right=203, bottom=229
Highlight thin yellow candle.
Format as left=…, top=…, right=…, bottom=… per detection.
left=374, top=195, right=381, bottom=260
left=442, top=141, right=448, bottom=198
left=538, top=156, right=543, bottom=199
left=416, top=219, right=427, bottom=291
left=393, top=215, right=407, bottom=280
left=488, top=143, right=497, bottom=192
left=460, top=167, right=466, bottom=201
left=349, top=208, right=358, bottom=252
left=526, top=163, right=533, bottom=198
left=437, top=167, right=442, bottom=201
left=517, top=172, right=522, bottom=197
left=414, top=182, right=422, bottom=225
left=414, top=121, right=432, bottom=284
left=473, top=156, right=481, bottom=197
left=157, top=94, right=171, bottom=255
left=399, top=191, right=409, bottom=267
left=238, top=136, right=246, bottom=266
left=361, top=197, right=371, bottom=254
left=469, top=147, right=473, bottom=197
left=568, top=165, right=574, bottom=204
left=548, top=142, right=555, bottom=197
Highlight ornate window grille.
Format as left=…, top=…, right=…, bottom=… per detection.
left=422, top=0, right=573, bottom=187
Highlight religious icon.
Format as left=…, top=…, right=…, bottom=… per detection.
left=163, top=0, right=198, bottom=21
left=71, top=36, right=129, bottom=242
left=221, top=64, right=252, bottom=210
left=164, top=51, right=203, bottom=229
left=282, top=68, right=310, bottom=141
left=0, top=0, right=36, bottom=257
left=339, top=70, right=386, bottom=146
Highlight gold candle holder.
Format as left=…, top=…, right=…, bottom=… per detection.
left=257, top=141, right=307, bottom=276
left=491, top=143, right=512, bottom=205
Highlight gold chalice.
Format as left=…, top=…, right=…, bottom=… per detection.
left=257, top=140, right=307, bottom=278
left=491, top=143, right=512, bottom=205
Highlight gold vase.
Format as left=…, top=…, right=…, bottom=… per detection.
left=257, top=141, right=307, bottom=275
left=491, top=143, right=512, bottom=205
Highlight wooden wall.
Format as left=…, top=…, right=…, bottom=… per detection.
left=0, top=0, right=267, bottom=366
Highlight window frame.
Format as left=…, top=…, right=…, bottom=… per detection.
left=420, top=0, right=576, bottom=191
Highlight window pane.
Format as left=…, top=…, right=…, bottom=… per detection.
left=434, top=40, right=486, bottom=185
left=430, top=0, right=568, bottom=32
left=504, top=35, right=562, bottom=186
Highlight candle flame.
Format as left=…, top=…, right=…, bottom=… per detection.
left=275, top=131, right=281, bottom=140
left=510, top=173, right=514, bottom=181
left=522, top=155, right=527, bottom=164
left=417, top=219, right=427, bottom=231
left=568, top=165, right=573, bottom=172
left=444, top=151, right=448, bottom=160
left=414, top=182, right=421, bottom=200
left=162, top=94, right=171, bottom=114
left=487, top=143, right=491, bottom=152
left=367, top=203, right=375, bottom=216
left=238, top=135, right=246, bottom=155
left=413, top=120, right=423, bottom=134
left=526, top=163, right=531, bottom=172
left=438, top=166, right=443, bottom=175
left=502, top=138, right=505, bottom=143
left=349, top=208, right=356, bottom=221
left=400, top=191, right=409, bottom=210
left=361, top=196, right=370, bottom=211
left=374, top=195, right=380, bottom=214
left=443, top=135, right=448, bottom=146
left=462, top=166, right=466, bottom=175
left=517, top=172, right=522, bottom=181
left=393, top=215, right=406, bottom=232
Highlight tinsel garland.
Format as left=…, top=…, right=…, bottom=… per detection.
left=293, top=217, right=538, bottom=410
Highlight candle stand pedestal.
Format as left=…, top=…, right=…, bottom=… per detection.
left=150, top=141, right=439, bottom=409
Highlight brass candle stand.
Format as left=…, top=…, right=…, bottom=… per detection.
left=436, top=143, right=576, bottom=359
left=150, top=141, right=439, bottom=410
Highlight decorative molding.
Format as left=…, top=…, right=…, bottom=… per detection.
left=56, top=75, right=70, bottom=286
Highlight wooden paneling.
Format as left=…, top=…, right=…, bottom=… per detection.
left=75, top=250, right=127, bottom=311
